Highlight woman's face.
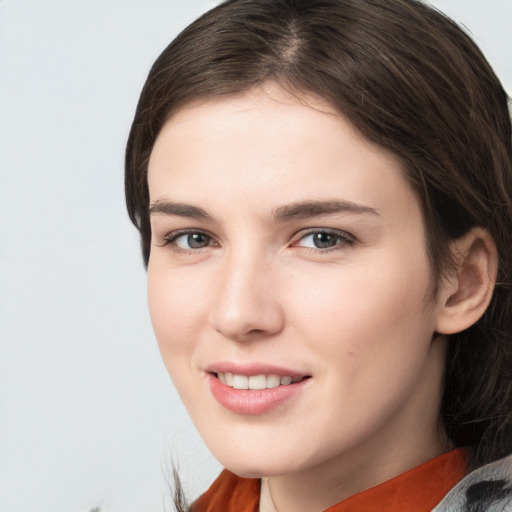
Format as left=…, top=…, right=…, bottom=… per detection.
left=147, top=86, right=449, bottom=480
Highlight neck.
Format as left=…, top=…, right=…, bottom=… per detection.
left=259, top=432, right=450, bottom=512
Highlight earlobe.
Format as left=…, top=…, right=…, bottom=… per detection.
left=435, top=228, right=498, bottom=335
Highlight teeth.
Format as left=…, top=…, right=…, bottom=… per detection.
left=248, top=375, right=267, bottom=390
left=233, top=375, right=248, bottom=389
left=217, top=372, right=301, bottom=390
left=266, top=374, right=281, bottom=388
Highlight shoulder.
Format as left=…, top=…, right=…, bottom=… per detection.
left=433, top=453, right=512, bottom=512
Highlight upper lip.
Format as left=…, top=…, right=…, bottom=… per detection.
left=204, top=362, right=310, bottom=378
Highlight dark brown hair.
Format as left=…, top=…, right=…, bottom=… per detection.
left=126, top=0, right=512, bottom=470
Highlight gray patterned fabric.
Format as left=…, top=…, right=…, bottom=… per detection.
left=433, top=454, right=512, bottom=511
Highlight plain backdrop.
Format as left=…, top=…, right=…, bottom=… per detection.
left=0, top=1, right=511, bottom=511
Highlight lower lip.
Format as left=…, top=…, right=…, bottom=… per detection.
left=208, top=374, right=309, bottom=415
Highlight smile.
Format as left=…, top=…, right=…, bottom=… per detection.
left=216, top=372, right=303, bottom=390
left=208, top=370, right=311, bottom=415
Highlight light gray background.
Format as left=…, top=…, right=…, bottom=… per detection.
left=0, top=1, right=511, bottom=511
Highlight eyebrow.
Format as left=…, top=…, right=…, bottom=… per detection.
left=149, top=200, right=211, bottom=219
left=149, top=199, right=379, bottom=221
left=272, top=199, right=380, bottom=222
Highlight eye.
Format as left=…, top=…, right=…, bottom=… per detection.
left=293, top=229, right=354, bottom=251
left=162, top=231, right=218, bottom=251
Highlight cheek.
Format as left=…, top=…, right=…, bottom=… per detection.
left=286, top=252, right=435, bottom=365
left=282, top=259, right=439, bottom=442
left=147, top=263, right=209, bottom=364
left=147, top=263, right=215, bottom=414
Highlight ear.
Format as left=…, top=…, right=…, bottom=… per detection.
left=435, top=228, right=498, bottom=335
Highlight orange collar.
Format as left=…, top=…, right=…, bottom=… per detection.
left=193, top=448, right=467, bottom=512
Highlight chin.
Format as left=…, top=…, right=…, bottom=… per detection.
left=209, top=442, right=312, bottom=479
left=223, top=461, right=297, bottom=479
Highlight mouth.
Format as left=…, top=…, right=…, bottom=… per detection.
left=205, top=363, right=312, bottom=414
left=208, top=372, right=311, bottom=414
left=213, top=372, right=307, bottom=390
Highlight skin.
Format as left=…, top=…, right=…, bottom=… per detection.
left=147, top=85, right=454, bottom=512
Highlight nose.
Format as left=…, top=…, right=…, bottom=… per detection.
left=209, top=251, right=285, bottom=342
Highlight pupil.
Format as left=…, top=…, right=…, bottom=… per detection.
left=188, top=233, right=208, bottom=248
left=313, top=233, right=337, bottom=249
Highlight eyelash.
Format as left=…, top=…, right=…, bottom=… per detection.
left=159, top=229, right=218, bottom=254
left=159, top=228, right=356, bottom=255
left=292, top=228, right=356, bottom=253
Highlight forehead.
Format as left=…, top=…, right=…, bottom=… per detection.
left=147, top=85, right=418, bottom=222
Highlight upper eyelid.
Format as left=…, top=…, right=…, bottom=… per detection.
left=290, top=229, right=357, bottom=254
left=292, top=227, right=356, bottom=241
left=161, top=227, right=216, bottom=239
left=156, top=228, right=218, bottom=248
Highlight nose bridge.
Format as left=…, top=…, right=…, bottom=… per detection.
left=210, top=243, right=283, bottom=341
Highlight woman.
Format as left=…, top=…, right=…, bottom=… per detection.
left=125, top=0, right=512, bottom=510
